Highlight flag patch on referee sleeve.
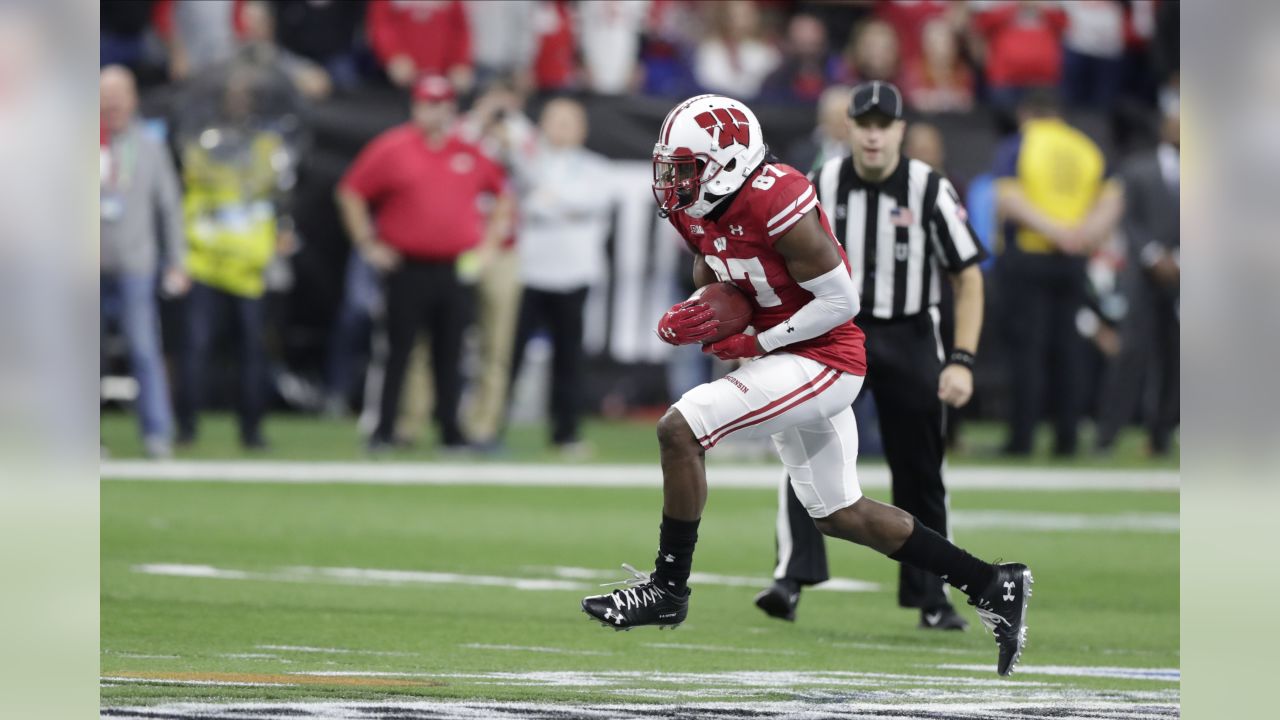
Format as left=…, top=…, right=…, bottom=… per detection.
left=890, top=207, right=914, bottom=226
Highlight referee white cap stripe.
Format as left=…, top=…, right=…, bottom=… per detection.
left=767, top=197, right=819, bottom=237
left=767, top=185, right=814, bottom=227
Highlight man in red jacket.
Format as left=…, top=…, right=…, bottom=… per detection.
left=367, top=0, right=473, bottom=92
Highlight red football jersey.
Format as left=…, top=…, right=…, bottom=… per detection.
left=669, top=162, right=867, bottom=376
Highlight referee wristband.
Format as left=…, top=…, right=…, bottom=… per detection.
left=946, top=349, right=976, bottom=370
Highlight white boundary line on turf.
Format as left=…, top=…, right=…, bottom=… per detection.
left=99, top=698, right=1182, bottom=720
left=100, top=460, right=1179, bottom=492
left=130, top=562, right=883, bottom=594
left=936, top=664, right=1181, bottom=682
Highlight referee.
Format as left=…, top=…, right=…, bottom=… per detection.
left=754, top=81, right=987, bottom=630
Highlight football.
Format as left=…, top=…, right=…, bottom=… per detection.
left=691, top=282, right=753, bottom=343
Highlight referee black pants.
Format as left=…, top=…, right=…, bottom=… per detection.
left=372, top=259, right=472, bottom=447
left=773, top=312, right=952, bottom=611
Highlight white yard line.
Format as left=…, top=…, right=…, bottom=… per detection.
left=216, top=653, right=288, bottom=661
left=936, top=664, right=1181, bottom=682
left=950, top=511, right=1179, bottom=533
left=131, top=563, right=592, bottom=591
left=641, top=642, right=801, bottom=656
left=131, top=562, right=881, bottom=594
left=825, top=641, right=982, bottom=657
left=460, top=643, right=612, bottom=656
left=101, top=677, right=289, bottom=688
left=101, top=460, right=1178, bottom=492
left=255, top=645, right=416, bottom=657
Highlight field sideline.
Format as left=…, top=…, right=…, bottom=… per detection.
left=101, top=452, right=1179, bottom=719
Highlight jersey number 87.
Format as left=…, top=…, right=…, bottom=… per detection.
left=703, top=256, right=782, bottom=308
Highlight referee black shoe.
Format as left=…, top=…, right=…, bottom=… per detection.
left=968, top=563, right=1034, bottom=676
left=919, top=604, right=968, bottom=631
left=753, top=580, right=800, bottom=622
left=582, top=564, right=689, bottom=630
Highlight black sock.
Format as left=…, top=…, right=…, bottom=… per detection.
left=651, top=514, right=699, bottom=594
left=889, top=518, right=995, bottom=597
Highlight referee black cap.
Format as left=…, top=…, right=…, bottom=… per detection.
left=848, top=81, right=904, bottom=121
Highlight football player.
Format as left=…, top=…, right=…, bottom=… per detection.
left=581, top=95, right=1033, bottom=676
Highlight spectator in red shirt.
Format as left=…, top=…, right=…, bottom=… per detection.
left=875, top=0, right=953, bottom=69
left=532, top=0, right=577, bottom=91
left=971, top=1, right=1068, bottom=108
left=367, top=0, right=473, bottom=92
left=900, top=17, right=975, bottom=113
left=335, top=75, right=513, bottom=452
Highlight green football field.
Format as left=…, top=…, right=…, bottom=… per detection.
left=100, top=431, right=1180, bottom=718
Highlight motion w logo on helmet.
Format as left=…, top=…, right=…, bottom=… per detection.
left=694, top=108, right=751, bottom=149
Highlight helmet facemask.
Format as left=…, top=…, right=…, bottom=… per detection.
left=653, top=147, right=732, bottom=218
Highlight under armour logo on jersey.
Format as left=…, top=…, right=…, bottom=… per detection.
left=1003, top=581, right=1016, bottom=601
left=714, top=237, right=727, bottom=252
left=693, top=107, right=750, bottom=149
left=690, top=225, right=705, bottom=235
left=662, top=554, right=676, bottom=563
left=729, top=225, right=744, bottom=236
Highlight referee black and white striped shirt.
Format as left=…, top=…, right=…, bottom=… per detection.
left=813, top=155, right=986, bottom=320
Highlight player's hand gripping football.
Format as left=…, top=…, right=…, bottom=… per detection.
left=703, top=334, right=763, bottom=361
left=656, top=300, right=719, bottom=346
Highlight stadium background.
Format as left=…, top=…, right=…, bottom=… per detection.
left=101, top=0, right=1178, bottom=458
left=99, top=3, right=1180, bottom=718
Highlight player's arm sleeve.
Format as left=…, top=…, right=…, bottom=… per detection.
left=757, top=261, right=858, bottom=353
left=930, top=176, right=987, bottom=272
left=756, top=209, right=859, bottom=353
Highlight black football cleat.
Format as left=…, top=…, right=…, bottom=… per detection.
left=753, top=581, right=800, bottom=622
left=581, top=564, right=689, bottom=631
left=919, top=604, right=969, bottom=631
left=969, top=563, right=1034, bottom=676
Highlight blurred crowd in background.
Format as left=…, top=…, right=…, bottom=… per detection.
left=99, top=0, right=1179, bottom=461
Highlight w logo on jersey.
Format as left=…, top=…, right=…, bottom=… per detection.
left=694, top=108, right=751, bottom=149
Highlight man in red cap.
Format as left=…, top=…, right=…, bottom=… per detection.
left=336, top=75, right=513, bottom=452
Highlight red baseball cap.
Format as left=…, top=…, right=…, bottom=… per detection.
left=412, top=75, right=456, bottom=103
